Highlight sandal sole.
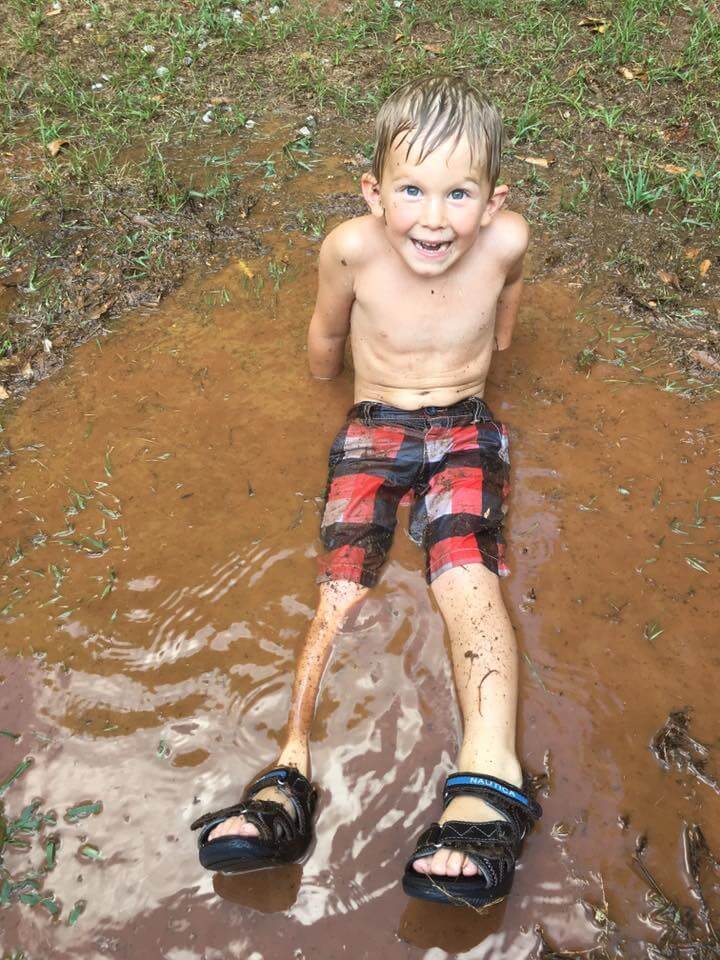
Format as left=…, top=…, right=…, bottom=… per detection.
left=402, top=871, right=511, bottom=908
left=199, top=835, right=313, bottom=875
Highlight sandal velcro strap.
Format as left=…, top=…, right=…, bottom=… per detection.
left=443, top=772, right=542, bottom=840
left=190, top=766, right=317, bottom=874
left=408, top=819, right=515, bottom=862
left=245, top=767, right=316, bottom=836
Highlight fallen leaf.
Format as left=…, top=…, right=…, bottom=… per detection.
left=684, top=247, right=700, bottom=260
left=47, top=139, right=68, bottom=157
left=45, top=3, right=62, bottom=16
left=688, top=349, right=720, bottom=371
left=617, top=65, right=648, bottom=81
left=210, top=96, right=232, bottom=106
left=579, top=16, right=610, bottom=32
left=423, top=43, right=443, bottom=54
left=88, top=300, right=113, bottom=321
left=699, top=259, right=711, bottom=276
left=659, top=163, right=686, bottom=175
left=520, top=156, right=557, bottom=168
left=21, top=362, right=33, bottom=380
left=662, top=122, right=690, bottom=144
left=236, top=259, right=254, bottom=279
left=0, top=385, right=9, bottom=400
left=394, top=32, right=404, bottom=43
left=566, top=65, right=582, bottom=79
left=657, top=269, right=680, bottom=288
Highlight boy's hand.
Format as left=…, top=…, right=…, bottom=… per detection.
left=308, top=225, right=356, bottom=379
left=493, top=213, right=530, bottom=351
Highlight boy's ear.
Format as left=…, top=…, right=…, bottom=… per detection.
left=480, top=184, right=509, bottom=226
left=361, top=173, right=384, bottom=217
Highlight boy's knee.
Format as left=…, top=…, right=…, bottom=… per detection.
left=317, top=578, right=369, bottom=626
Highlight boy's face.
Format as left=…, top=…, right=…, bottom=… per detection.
left=361, top=132, right=508, bottom=278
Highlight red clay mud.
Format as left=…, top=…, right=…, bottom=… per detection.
left=1, top=172, right=719, bottom=957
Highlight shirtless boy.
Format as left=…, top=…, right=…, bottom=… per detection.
left=192, top=75, right=542, bottom=908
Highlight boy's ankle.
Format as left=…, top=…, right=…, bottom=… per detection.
left=455, top=748, right=522, bottom=786
left=277, top=744, right=310, bottom=777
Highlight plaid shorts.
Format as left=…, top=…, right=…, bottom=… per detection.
left=317, top=396, right=510, bottom=587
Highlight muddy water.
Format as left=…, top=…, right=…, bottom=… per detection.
left=1, top=155, right=719, bottom=959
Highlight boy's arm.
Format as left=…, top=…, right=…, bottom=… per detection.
left=307, top=226, right=356, bottom=379
left=494, top=215, right=530, bottom=351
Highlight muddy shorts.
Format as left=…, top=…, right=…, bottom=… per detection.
left=317, top=396, right=510, bottom=587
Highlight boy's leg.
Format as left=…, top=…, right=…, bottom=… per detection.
left=412, top=562, right=522, bottom=877
left=208, top=578, right=368, bottom=840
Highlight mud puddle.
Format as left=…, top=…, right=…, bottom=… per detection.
left=1, top=158, right=719, bottom=959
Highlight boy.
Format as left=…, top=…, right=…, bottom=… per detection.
left=192, top=75, right=542, bottom=908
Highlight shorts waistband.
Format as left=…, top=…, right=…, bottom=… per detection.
left=349, top=395, right=494, bottom=427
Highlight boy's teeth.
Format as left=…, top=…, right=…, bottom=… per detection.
left=416, top=239, right=447, bottom=250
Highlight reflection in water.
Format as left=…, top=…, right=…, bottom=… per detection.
left=214, top=865, right=303, bottom=913
left=1, top=167, right=719, bottom=958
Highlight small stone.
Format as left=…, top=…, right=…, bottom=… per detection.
left=182, top=56, right=193, bottom=66
left=142, top=44, right=156, bottom=54
left=198, top=40, right=208, bottom=50
left=232, top=9, right=243, bottom=20
left=91, top=82, right=103, bottom=91
left=155, top=66, right=169, bottom=78
left=297, top=125, right=312, bottom=137
left=43, top=338, right=52, bottom=353
left=244, top=119, right=256, bottom=129
left=268, top=4, right=280, bottom=12
left=304, top=115, right=316, bottom=127
left=202, top=110, right=213, bottom=124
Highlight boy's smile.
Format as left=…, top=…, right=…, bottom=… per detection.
left=361, top=133, right=508, bottom=278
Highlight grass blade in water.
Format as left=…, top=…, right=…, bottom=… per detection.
left=0, top=758, right=33, bottom=797
left=67, top=899, right=87, bottom=926
left=46, top=836, right=58, bottom=869
left=80, top=843, right=103, bottom=860
left=64, top=801, right=102, bottom=823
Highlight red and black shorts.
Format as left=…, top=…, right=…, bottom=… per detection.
left=317, top=396, right=511, bottom=587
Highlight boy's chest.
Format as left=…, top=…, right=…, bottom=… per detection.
left=352, top=257, right=505, bottom=348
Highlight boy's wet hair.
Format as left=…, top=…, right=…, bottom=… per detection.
left=372, top=75, right=503, bottom=190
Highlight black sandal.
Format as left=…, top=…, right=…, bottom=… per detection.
left=402, top=772, right=542, bottom=907
left=190, top=766, right=317, bottom=874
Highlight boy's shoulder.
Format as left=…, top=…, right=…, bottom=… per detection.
left=483, top=210, right=530, bottom=266
left=321, top=215, right=380, bottom=268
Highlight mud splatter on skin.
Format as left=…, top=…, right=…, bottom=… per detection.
left=463, top=649, right=479, bottom=687
left=477, top=669, right=499, bottom=716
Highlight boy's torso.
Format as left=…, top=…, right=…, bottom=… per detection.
left=346, top=213, right=514, bottom=410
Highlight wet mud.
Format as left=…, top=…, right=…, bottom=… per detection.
left=1, top=158, right=719, bottom=959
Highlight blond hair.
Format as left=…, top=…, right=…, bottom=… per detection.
left=371, top=75, right=503, bottom=190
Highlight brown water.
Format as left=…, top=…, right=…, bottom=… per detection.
left=1, top=149, right=719, bottom=959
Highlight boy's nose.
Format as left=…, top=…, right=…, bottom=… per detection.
left=420, top=196, right=446, bottom=229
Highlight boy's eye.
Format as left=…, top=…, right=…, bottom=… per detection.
left=403, top=185, right=420, bottom=197
left=450, top=189, right=468, bottom=200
